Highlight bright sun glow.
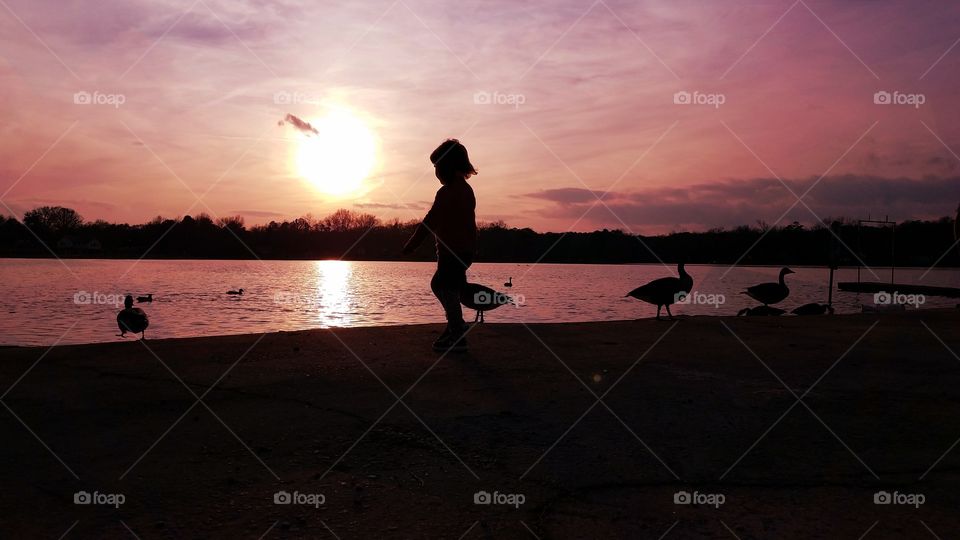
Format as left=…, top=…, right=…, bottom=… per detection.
left=296, top=108, right=376, bottom=197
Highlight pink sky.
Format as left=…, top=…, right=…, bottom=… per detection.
left=1, top=0, right=959, bottom=234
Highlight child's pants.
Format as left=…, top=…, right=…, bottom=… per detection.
left=430, top=250, right=473, bottom=329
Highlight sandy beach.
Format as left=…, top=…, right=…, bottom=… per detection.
left=1, top=310, right=958, bottom=538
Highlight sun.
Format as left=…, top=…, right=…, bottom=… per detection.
left=295, top=108, right=377, bottom=197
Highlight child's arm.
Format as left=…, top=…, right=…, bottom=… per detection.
left=402, top=187, right=446, bottom=253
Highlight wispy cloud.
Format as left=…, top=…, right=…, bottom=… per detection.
left=529, top=175, right=960, bottom=232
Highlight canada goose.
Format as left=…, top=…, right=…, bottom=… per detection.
left=504, top=277, right=513, bottom=288
left=743, top=268, right=794, bottom=306
left=136, top=294, right=153, bottom=303
left=117, top=295, right=149, bottom=338
left=737, top=305, right=786, bottom=317
left=791, top=302, right=834, bottom=316
left=460, top=283, right=514, bottom=323
left=625, top=262, right=693, bottom=320
left=227, top=288, right=244, bottom=295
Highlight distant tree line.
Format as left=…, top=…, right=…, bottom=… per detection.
left=0, top=206, right=957, bottom=267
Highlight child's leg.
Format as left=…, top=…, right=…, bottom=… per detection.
left=430, top=251, right=470, bottom=330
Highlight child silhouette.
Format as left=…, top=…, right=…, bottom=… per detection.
left=403, top=139, right=478, bottom=352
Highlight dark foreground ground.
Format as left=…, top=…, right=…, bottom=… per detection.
left=1, top=310, right=959, bottom=539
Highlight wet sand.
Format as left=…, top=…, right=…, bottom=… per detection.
left=1, top=310, right=958, bottom=538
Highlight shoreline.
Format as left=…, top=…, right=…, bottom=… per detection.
left=2, top=310, right=958, bottom=537
left=4, top=309, right=958, bottom=350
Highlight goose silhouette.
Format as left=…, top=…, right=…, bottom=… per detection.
left=136, top=294, right=153, bottom=303
left=791, top=302, right=833, bottom=316
left=737, top=305, right=786, bottom=317
left=625, top=262, right=693, bottom=320
left=504, top=277, right=513, bottom=288
left=227, top=288, right=244, bottom=295
left=743, top=268, right=794, bottom=306
left=117, top=295, right=149, bottom=338
left=461, top=283, right=514, bottom=323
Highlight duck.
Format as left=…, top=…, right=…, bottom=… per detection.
left=117, top=295, right=149, bottom=338
left=625, top=262, right=693, bottom=320
left=737, top=305, right=786, bottom=317
left=136, top=294, right=153, bottom=303
left=743, top=268, right=794, bottom=306
left=504, top=277, right=513, bottom=288
left=460, top=283, right=515, bottom=323
left=791, top=302, right=833, bottom=316
left=227, top=288, right=244, bottom=295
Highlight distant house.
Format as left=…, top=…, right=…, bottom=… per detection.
left=86, top=238, right=102, bottom=251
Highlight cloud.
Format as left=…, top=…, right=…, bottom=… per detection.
left=230, top=209, right=286, bottom=218
left=355, top=202, right=426, bottom=211
left=529, top=176, right=960, bottom=232
left=525, top=188, right=621, bottom=204
left=278, top=114, right=318, bottom=136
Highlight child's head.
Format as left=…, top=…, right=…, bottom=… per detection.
left=430, top=139, right=476, bottom=184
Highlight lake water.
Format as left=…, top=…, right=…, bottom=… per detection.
left=0, top=258, right=957, bottom=346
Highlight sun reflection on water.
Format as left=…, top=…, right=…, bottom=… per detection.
left=314, top=260, right=353, bottom=327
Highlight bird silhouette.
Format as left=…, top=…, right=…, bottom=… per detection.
left=136, top=294, right=153, bottom=303
left=625, top=262, right=693, bottom=320
left=227, top=288, right=244, bottom=295
left=737, top=305, right=786, bottom=317
left=743, top=268, right=794, bottom=306
left=461, top=283, right=514, bottom=323
left=117, top=295, right=149, bottom=338
left=791, top=302, right=833, bottom=315
left=504, top=277, right=513, bottom=288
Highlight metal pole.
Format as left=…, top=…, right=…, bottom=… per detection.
left=891, top=221, right=896, bottom=284
left=828, top=266, right=834, bottom=306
